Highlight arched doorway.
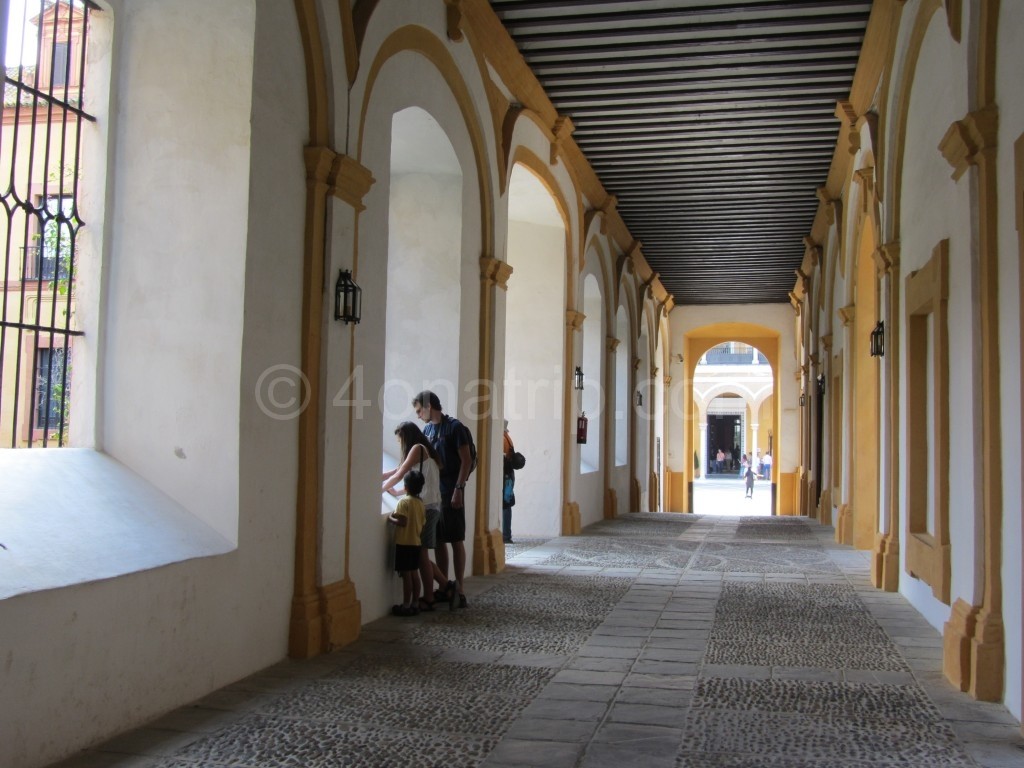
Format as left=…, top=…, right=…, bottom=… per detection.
left=682, top=324, right=783, bottom=515
left=503, top=163, right=566, bottom=538
left=692, top=341, right=773, bottom=515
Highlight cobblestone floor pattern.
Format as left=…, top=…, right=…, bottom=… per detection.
left=51, top=514, right=1023, bottom=768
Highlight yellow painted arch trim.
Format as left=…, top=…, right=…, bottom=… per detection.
left=888, top=0, right=944, bottom=242
left=507, top=145, right=580, bottom=308
left=357, top=24, right=494, bottom=250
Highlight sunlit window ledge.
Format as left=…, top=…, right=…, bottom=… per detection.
left=0, top=448, right=235, bottom=601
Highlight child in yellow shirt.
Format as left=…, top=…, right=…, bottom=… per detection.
left=388, top=469, right=426, bottom=616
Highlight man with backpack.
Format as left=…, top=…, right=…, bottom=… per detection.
left=414, top=390, right=472, bottom=609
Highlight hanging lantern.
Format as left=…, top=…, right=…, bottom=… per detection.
left=574, top=366, right=584, bottom=390
left=335, top=269, right=361, bottom=324
left=870, top=320, right=884, bottom=357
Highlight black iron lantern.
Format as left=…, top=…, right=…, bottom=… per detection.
left=799, top=393, right=806, bottom=407
left=816, top=374, right=826, bottom=396
left=870, top=320, right=884, bottom=357
left=335, top=269, right=361, bottom=324
left=574, top=366, right=584, bottom=390
left=635, top=390, right=643, bottom=407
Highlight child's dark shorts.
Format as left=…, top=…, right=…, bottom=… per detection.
left=394, top=544, right=420, bottom=573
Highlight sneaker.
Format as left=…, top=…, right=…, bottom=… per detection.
left=447, top=580, right=458, bottom=611
left=458, top=594, right=468, bottom=609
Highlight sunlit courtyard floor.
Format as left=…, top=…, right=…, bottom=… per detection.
left=49, top=514, right=1023, bottom=768
left=693, top=474, right=772, bottom=516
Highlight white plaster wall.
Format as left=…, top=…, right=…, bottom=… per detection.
left=576, top=256, right=609, bottom=526
left=635, top=325, right=651, bottom=511
left=893, top=10, right=974, bottom=631
left=614, top=305, right=629, bottom=467
left=995, top=0, right=1024, bottom=722
left=580, top=271, right=603, bottom=473
left=0, top=2, right=305, bottom=765
left=99, top=0, right=255, bottom=541
left=384, top=171, right=463, bottom=436
left=613, top=302, right=632, bottom=512
left=505, top=220, right=565, bottom=537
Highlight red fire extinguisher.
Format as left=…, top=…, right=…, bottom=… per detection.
left=576, top=412, right=588, bottom=444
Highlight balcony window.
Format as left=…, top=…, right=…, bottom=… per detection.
left=33, top=346, right=71, bottom=437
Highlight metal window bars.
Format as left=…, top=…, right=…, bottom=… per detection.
left=1, top=0, right=98, bottom=447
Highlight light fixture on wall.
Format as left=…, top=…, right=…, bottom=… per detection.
left=635, top=390, right=643, bottom=407
left=335, top=269, right=362, bottom=324
left=816, top=374, right=826, bottom=396
left=799, top=393, right=806, bottom=407
left=870, top=320, right=885, bottom=357
left=574, top=366, right=585, bottom=391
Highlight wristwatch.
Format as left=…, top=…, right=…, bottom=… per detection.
left=456, top=484, right=466, bottom=490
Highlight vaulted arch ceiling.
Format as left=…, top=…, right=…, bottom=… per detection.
left=490, top=0, right=872, bottom=305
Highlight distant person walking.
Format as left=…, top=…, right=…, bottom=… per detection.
left=745, top=465, right=755, bottom=498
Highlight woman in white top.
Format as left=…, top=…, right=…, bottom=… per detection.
left=383, top=421, right=452, bottom=611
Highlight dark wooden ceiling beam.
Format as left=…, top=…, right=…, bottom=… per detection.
left=491, top=0, right=870, bottom=305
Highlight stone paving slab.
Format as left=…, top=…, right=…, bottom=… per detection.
left=50, top=514, right=1021, bottom=768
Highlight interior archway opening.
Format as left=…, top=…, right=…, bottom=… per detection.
left=503, top=163, right=566, bottom=539
left=693, top=340, right=774, bottom=515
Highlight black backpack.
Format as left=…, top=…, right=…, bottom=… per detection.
left=465, top=423, right=477, bottom=475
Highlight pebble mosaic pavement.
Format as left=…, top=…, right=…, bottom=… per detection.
left=50, top=514, right=1023, bottom=768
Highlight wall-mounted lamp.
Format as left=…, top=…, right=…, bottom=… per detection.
left=816, top=374, right=826, bottom=396
left=799, top=393, right=806, bottom=407
left=672, top=353, right=684, bottom=364
left=335, top=269, right=362, bottom=324
left=870, top=320, right=885, bottom=357
left=635, top=390, right=643, bottom=407
left=574, top=366, right=585, bottom=391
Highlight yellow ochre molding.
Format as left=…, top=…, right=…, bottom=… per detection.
left=835, top=99, right=860, bottom=155
left=550, top=114, right=575, bottom=165
left=329, top=154, right=375, bottom=211
left=444, top=0, right=465, bottom=42
left=319, top=579, right=361, bottom=651
left=566, top=309, right=585, bottom=331
left=480, top=256, right=513, bottom=291
left=939, top=105, right=999, bottom=181
left=945, top=0, right=962, bottom=42
left=600, top=196, right=618, bottom=235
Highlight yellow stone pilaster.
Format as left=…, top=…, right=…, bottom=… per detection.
left=562, top=501, right=581, bottom=535
left=937, top=96, right=1005, bottom=701
left=319, top=579, right=361, bottom=651
left=475, top=256, right=513, bottom=575
left=604, top=487, right=618, bottom=520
